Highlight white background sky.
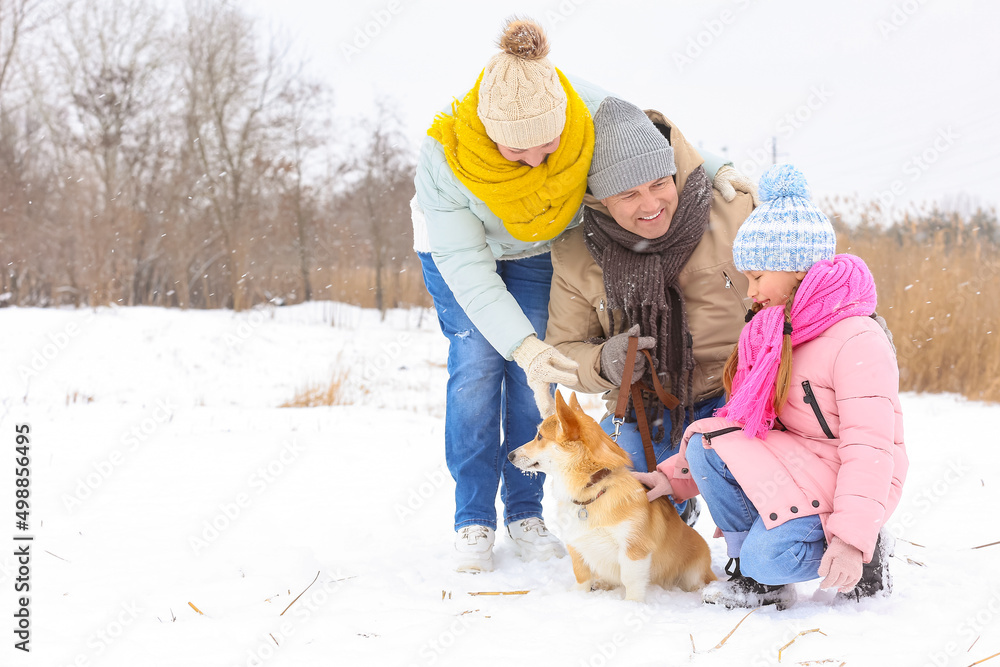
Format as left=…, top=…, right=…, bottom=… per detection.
left=247, top=0, right=1000, bottom=217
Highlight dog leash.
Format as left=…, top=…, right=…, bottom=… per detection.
left=610, top=335, right=680, bottom=473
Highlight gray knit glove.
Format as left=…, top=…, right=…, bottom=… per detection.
left=600, top=325, right=655, bottom=386
left=713, top=165, right=760, bottom=207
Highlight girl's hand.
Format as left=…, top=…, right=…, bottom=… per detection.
left=631, top=470, right=673, bottom=503
left=817, top=536, right=864, bottom=592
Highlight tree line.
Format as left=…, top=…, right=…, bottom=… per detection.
left=0, top=0, right=424, bottom=312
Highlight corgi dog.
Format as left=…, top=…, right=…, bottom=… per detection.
left=508, top=391, right=715, bottom=602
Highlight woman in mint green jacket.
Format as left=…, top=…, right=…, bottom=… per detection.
left=412, top=17, right=749, bottom=573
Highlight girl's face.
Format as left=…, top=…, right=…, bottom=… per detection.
left=742, top=270, right=806, bottom=309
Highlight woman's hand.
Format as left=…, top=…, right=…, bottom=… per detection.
left=512, top=335, right=579, bottom=417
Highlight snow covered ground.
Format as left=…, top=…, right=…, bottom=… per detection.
left=2, top=302, right=998, bottom=667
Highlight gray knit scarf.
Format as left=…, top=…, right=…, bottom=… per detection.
left=583, top=166, right=713, bottom=445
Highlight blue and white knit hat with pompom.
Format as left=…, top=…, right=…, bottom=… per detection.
left=732, top=164, right=836, bottom=272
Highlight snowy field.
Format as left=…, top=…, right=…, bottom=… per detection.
left=1, top=302, right=998, bottom=667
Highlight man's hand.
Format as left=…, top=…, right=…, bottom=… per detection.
left=713, top=165, right=760, bottom=207
left=600, top=324, right=655, bottom=386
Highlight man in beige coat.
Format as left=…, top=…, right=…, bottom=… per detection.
left=543, top=98, right=753, bottom=521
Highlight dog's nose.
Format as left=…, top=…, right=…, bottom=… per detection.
left=507, top=451, right=516, bottom=462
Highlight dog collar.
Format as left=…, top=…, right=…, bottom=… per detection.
left=573, top=487, right=607, bottom=520
left=573, top=468, right=612, bottom=519
left=572, top=487, right=608, bottom=506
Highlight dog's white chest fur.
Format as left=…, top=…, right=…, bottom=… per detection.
left=555, top=492, right=641, bottom=585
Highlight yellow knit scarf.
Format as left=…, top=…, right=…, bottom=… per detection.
left=428, top=69, right=594, bottom=242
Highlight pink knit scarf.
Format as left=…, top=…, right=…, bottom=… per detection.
left=718, top=254, right=877, bottom=439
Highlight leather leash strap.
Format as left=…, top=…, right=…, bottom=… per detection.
left=612, top=336, right=681, bottom=473
left=612, top=336, right=638, bottom=426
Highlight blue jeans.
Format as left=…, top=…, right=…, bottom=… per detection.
left=419, top=252, right=551, bottom=531
left=684, top=433, right=826, bottom=585
left=600, top=393, right=725, bottom=516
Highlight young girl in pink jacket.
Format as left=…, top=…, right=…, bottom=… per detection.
left=635, top=164, right=908, bottom=609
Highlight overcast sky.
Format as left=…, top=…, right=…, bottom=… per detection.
left=248, top=0, right=1000, bottom=217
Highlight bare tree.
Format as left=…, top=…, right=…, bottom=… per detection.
left=274, top=76, right=331, bottom=302
left=0, top=0, right=48, bottom=306
left=42, top=0, right=173, bottom=305
left=0, top=0, right=39, bottom=96
left=0, top=0, right=429, bottom=311
left=341, top=100, right=416, bottom=318
left=179, top=0, right=296, bottom=310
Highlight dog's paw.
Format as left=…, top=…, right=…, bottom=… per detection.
left=624, top=591, right=648, bottom=603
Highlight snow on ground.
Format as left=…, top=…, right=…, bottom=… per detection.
left=1, top=302, right=998, bottom=667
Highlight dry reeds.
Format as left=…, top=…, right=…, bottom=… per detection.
left=281, top=201, right=1000, bottom=408
left=829, top=203, right=1000, bottom=403
left=316, top=265, right=432, bottom=312
left=280, top=364, right=352, bottom=408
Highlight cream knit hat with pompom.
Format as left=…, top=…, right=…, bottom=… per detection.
left=477, top=18, right=567, bottom=149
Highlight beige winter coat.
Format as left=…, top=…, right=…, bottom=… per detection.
left=545, top=110, right=753, bottom=417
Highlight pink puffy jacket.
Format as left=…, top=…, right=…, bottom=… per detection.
left=660, top=315, right=908, bottom=562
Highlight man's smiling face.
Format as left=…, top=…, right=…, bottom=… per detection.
left=600, top=176, right=679, bottom=240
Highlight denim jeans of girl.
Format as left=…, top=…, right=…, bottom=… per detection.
left=419, top=252, right=551, bottom=531
left=685, top=433, right=827, bottom=585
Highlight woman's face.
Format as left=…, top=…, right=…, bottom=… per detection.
left=496, top=136, right=561, bottom=168
left=742, top=270, right=806, bottom=309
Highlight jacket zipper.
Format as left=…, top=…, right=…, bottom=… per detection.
left=703, top=426, right=742, bottom=445
left=723, top=270, right=749, bottom=315
left=801, top=381, right=835, bottom=439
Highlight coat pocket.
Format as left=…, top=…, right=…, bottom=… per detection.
left=801, top=380, right=835, bottom=439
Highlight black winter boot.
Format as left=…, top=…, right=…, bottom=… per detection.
left=838, top=531, right=894, bottom=601
left=677, top=496, right=701, bottom=527
left=703, top=558, right=795, bottom=610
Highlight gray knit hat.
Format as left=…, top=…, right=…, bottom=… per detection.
left=588, top=97, right=676, bottom=200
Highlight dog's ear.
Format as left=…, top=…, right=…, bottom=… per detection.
left=554, top=391, right=581, bottom=442
left=568, top=392, right=583, bottom=412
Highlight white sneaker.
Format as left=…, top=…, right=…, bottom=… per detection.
left=454, top=525, right=495, bottom=573
left=506, top=517, right=566, bottom=561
